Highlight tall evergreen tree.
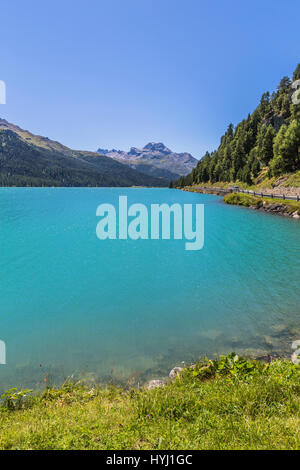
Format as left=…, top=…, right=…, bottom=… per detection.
left=292, top=63, right=300, bottom=81
left=175, top=63, right=300, bottom=188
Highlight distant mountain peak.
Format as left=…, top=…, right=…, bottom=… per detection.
left=143, top=142, right=170, bottom=153
left=96, top=142, right=198, bottom=181
left=97, top=148, right=109, bottom=155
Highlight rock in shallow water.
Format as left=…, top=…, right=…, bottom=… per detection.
left=146, top=379, right=166, bottom=390
left=169, top=367, right=183, bottom=379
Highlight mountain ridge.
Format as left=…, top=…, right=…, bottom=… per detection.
left=97, top=142, right=198, bottom=181
left=0, top=119, right=166, bottom=187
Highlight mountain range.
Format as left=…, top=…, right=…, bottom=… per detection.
left=0, top=119, right=198, bottom=187
left=0, top=119, right=166, bottom=187
left=97, top=143, right=198, bottom=181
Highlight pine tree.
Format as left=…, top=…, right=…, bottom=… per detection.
left=293, top=63, right=300, bottom=81
left=260, top=126, right=276, bottom=165
left=271, top=120, right=300, bottom=175
left=174, top=64, right=300, bottom=188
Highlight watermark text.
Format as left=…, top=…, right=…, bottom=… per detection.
left=0, top=340, right=6, bottom=364
left=96, top=196, right=204, bottom=251
left=0, top=80, right=6, bottom=104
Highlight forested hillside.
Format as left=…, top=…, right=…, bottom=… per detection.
left=175, top=64, right=300, bottom=188
left=0, top=122, right=165, bottom=187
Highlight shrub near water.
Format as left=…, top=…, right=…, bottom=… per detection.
left=224, top=193, right=263, bottom=207
left=0, top=355, right=299, bottom=450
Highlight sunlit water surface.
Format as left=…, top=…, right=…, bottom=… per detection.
left=0, top=188, right=299, bottom=390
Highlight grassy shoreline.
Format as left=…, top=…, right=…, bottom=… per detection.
left=224, top=193, right=300, bottom=217
left=0, top=355, right=299, bottom=450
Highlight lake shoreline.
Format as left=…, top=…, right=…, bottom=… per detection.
left=0, top=355, right=298, bottom=450
left=180, top=187, right=300, bottom=219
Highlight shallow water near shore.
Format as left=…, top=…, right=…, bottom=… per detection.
left=0, top=188, right=299, bottom=391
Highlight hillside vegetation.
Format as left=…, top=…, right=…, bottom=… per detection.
left=174, top=64, right=300, bottom=188
left=0, top=121, right=165, bottom=187
left=0, top=355, right=299, bottom=450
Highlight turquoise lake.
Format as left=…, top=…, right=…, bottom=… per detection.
left=0, top=188, right=299, bottom=390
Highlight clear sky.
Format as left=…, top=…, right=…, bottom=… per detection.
left=1, top=0, right=299, bottom=158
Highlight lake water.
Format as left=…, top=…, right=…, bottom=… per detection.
left=0, top=188, right=299, bottom=390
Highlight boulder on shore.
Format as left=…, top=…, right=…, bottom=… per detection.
left=169, top=367, right=183, bottom=379
left=146, top=379, right=166, bottom=390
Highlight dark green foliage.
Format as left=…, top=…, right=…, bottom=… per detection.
left=182, top=353, right=265, bottom=383
left=293, top=63, right=300, bottom=81
left=256, top=124, right=276, bottom=165
left=0, top=130, right=166, bottom=187
left=176, top=64, right=300, bottom=186
left=271, top=120, right=300, bottom=175
left=1, top=388, right=32, bottom=410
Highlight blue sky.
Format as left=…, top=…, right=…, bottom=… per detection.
left=0, top=0, right=299, bottom=158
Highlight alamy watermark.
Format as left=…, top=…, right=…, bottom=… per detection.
left=96, top=196, right=204, bottom=250
left=0, top=80, right=6, bottom=104
left=291, top=340, right=300, bottom=365
left=0, top=340, right=6, bottom=364
left=291, top=79, right=300, bottom=105
left=0, top=80, right=7, bottom=365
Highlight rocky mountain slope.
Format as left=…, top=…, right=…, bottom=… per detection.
left=97, top=142, right=198, bottom=181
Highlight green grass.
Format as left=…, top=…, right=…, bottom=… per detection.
left=224, top=193, right=262, bottom=207
left=285, top=171, right=300, bottom=188
left=224, top=193, right=300, bottom=214
left=0, top=355, right=299, bottom=450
